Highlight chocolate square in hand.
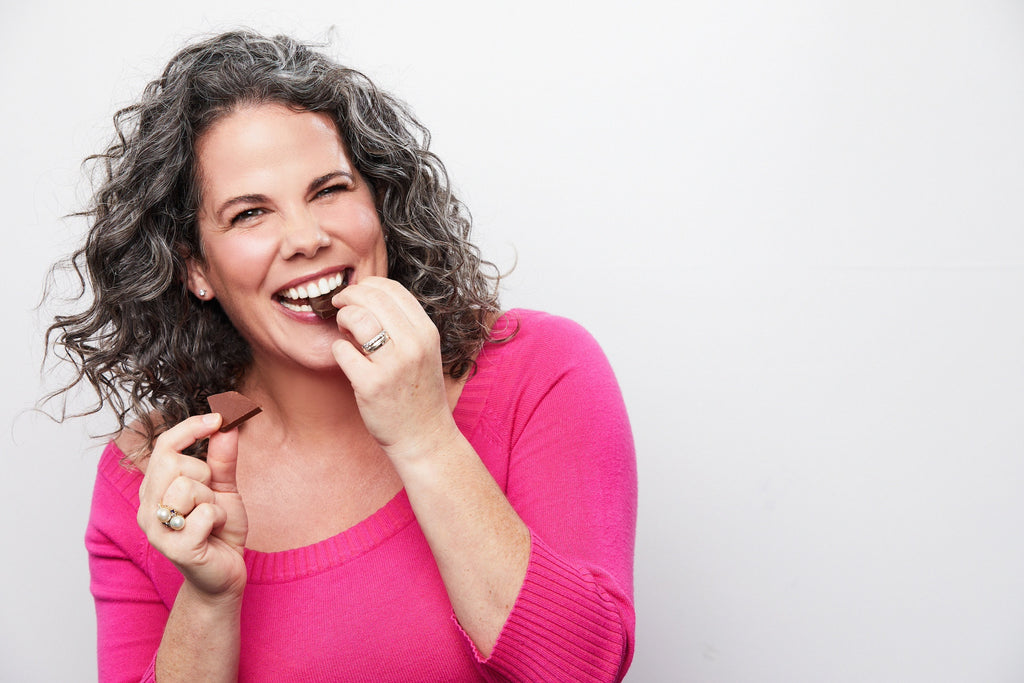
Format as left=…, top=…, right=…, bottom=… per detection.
left=207, top=391, right=262, bottom=432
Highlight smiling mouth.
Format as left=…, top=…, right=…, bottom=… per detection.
left=275, top=269, right=350, bottom=314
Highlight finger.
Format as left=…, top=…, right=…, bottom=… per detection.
left=177, top=501, right=227, bottom=541
left=331, top=338, right=373, bottom=382
left=139, top=477, right=211, bottom=533
left=336, top=280, right=436, bottom=352
left=144, top=447, right=211, bottom=483
left=160, top=475, right=217, bottom=518
left=154, top=413, right=223, bottom=454
left=334, top=278, right=414, bottom=330
left=147, top=501, right=224, bottom=548
left=140, top=447, right=212, bottom=507
left=335, top=303, right=391, bottom=349
left=206, top=427, right=240, bottom=494
left=357, top=277, right=432, bottom=328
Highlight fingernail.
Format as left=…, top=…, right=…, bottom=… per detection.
left=203, top=413, right=220, bottom=426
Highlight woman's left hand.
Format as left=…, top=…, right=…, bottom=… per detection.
left=333, top=278, right=532, bottom=660
left=330, top=276, right=458, bottom=460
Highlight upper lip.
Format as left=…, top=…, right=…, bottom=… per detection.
left=275, top=267, right=351, bottom=298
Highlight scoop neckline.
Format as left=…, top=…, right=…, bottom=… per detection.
left=242, top=487, right=417, bottom=582
left=238, top=309, right=518, bottom=582
left=100, top=310, right=522, bottom=582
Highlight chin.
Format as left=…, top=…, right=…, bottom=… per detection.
left=255, top=338, right=343, bottom=375
left=293, top=349, right=345, bottom=373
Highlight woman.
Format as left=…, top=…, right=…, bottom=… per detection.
left=49, top=30, right=636, bottom=682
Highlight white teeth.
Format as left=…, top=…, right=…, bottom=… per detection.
left=277, top=270, right=348, bottom=303
left=281, top=300, right=313, bottom=312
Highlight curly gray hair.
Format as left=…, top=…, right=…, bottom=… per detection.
left=45, top=30, right=505, bottom=455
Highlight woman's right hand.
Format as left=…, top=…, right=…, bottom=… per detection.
left=137, top=413, right=248, bottom=600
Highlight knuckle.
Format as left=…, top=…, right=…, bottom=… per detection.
left=185, top=503, right=208, bottom=526
left=366, top=286, right=390, bottom=304
left=196, top=462, right=213, bottom=486
left=362, top=374, right=388, bottom=396
left=152, top=429, right=174, bottom=450
left=164, top=475, right=189, bottom=500
left=350, top=307, right=376, bottom=329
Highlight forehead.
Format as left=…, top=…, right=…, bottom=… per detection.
left=194, top=104, right=350, bottom=193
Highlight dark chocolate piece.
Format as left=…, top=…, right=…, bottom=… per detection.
left=207, top=391, right=262, bottom=432
left=309, top=294, right=338, bottom=320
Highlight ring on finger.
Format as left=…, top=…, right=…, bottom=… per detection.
left=156, top=503, right=186, bottom=531
left=361, top=329, right=390, bottom=355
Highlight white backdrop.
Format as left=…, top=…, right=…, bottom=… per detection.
left=3, top=1, right=1023, bottom=681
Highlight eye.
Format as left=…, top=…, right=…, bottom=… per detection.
left=230, top=207, right=265, bottom=225
left=314, top=183, right=349, bottom=199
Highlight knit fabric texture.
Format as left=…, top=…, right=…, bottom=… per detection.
left=87, top=310, right=637, bottom=682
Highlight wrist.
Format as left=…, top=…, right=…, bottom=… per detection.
left=179, top=577, right=246, bottom=612
left=383, top=418, right=464, bottom=469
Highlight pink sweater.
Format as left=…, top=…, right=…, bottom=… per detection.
left=87, top=310, right=637, bottom=682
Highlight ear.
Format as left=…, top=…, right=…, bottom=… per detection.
left=186, top=258, right=214, bottom=300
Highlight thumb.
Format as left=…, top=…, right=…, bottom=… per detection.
left=206, top=426, right=240, bottom=493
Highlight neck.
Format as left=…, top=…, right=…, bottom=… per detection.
left=239, top=354, right=366, bottom=451
left=235, top=350, right=469, bottom=462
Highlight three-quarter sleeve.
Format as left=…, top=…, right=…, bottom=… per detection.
left=86, top=444, right=172, bottom=683
left=472, top=313, right=637, bottom=682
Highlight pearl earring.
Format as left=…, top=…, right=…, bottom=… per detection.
left=198, top=289, right=207, bottom=298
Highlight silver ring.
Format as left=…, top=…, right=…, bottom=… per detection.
left=157, top=504, right=186, bottom=531
left=361, top=329, right=390, bottom=355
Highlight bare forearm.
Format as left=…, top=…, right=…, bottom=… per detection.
left=156, top=582, right=242, bottom=682
left=391, top=428, right=531, bottom=658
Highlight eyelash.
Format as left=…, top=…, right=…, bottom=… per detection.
left=230, top=208, right=265, bottom=225
left=228, top=183, right=350, bottom=225
left=315, top=183, right=348, bottom=198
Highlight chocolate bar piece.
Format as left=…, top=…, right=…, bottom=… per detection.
left=310, top=293, right=338, bottom=320
left=207, top=391, right=262, bottom=432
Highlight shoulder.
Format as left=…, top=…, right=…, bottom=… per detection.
left=490, top=309, right=605, bottom=366
left=88, top=440, right=146, bottom=545
left=95, top=439, right=144, bottom=492
left=111, top=413, right=166, bottom=473
left=114, top=426, right=147, bottom=462
left=476, top=309, right=620, bottom=418
left=494, top=308, right=593, bottom=338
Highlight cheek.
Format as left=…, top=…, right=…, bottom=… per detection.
left=204, top=232, right=279, bottom=291
left=355, top=204, right=384, bottom=241
left=359, top=207, right=388, bottom=261
left=323, top=204, right=388, bottom=259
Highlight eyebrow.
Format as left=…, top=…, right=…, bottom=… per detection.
left=309, top=171, right=354, bottom=192
left=213, top=171, right=355, bottom=219
left=215, top=193, right=268, bottom=219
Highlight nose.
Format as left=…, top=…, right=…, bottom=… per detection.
left=279, top=209, right=330, bottom=259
